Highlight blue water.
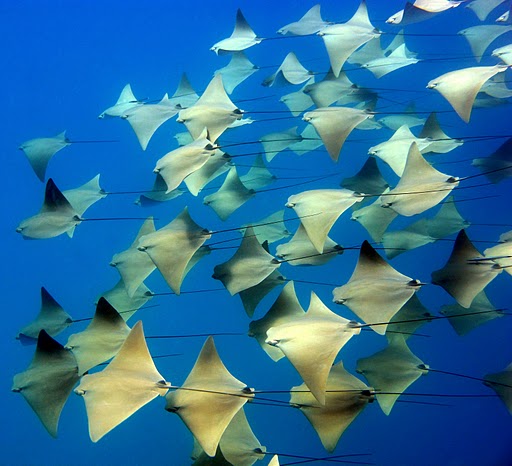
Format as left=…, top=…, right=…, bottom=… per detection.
left=2, top=0, right=511, bottom=464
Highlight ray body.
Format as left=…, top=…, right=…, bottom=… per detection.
left=466, top=0, right=508, bottom=21
left=303, top=70, right=355, bottom=109
left=214, top=52, right=259, bottom=94
left=426, top=197, right=469, bottom=239
left=260, top=127, right=301, bottom=162
left=211, top=9, right=262, bottom=54
left=420, top=113, right=463, bottom=154
left=136, top=174, right=185, bottom=206
left=239, top=154, right=276, bottom=189
left=484, top=363, right=512, bottom=415
left=341, top=156, right=389, bottom=197
left=262, top=52, right=312, bottom=87
left=98, top=84, right=142, bottom=119
left=382, top=218, right=435, bottom=259
left=472, top=138, right=512, bottom=183
left=387, top=0, right=463, bottom=25
left=484, top=238, right=512, bottom=274
left=239, top=210, right=290, bottom=245
left=278, top=4, right=330, bottom=36
left=387, top=294, right=433, bottom=340
left=363, top=44, right=419, bottom=78
left=459, top=25, right=512, bottom=62
left=170, top=73, right=200, bottom=108
left=279, top=78, right=315, bottom=116
left=480, top=73, right=512, bottom=99
left=62, top=174, right=107, bottom=218
left=185, top=150, right=231, bottom=196
left=99, top=279, right=153, bottom=322
left=239, top=270, right=286, bottom=318
left=288, top=125, right=324, bottom=156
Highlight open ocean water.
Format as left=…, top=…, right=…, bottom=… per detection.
left=1, top=0, right=511, bottom=465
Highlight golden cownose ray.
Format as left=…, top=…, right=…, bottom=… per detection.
left=210, top=9, right=262, bottom=54
left=303, top=70, right=355, bottom=108
left=493, top=43, right=512, bottom=65
left=425, top=196, right=469, bottom=239
left=379, top=101, right=425, bottom=131
left=369, top=124, right=432, bottom=177
left=239, top=155, right=276, bottom=190
left=177, top=75, right=242, bottom=143
left=135, top=173, right=185, bottom=206
left=480, top=73, right=512, bottom=99
left=484, top=363, right=512, bottom=415
left=381, top=142, right=459, bottom=217
left=121, top=93, right=179, bottom=150
left=98, top=83, right=143, bottom=119
left=340, top=156, right=389, bottom=197
left=239, top=270, right=287, bottom=318
left=279, top=78, right=315, bottom=116
left=347, top=31, right=390, bottom=66
left=356, top=335, right=428, bottom=415
left=262, top=52, right=312, bottom=87
left=268, top=456, right=280, bottom=466
left=317, top=0, right=381, bottom=78
left=239, top=210, right=290, bottom=245
left=12, top=330, right=80, bottom=438
left=214, top=52, right=259, bottom=95
left=185, top=149, right=231, bottom=196
left=351, top=189, right=399, bottom=243
left=431, top=229, right=503, bottom=308
left=387, top=294, right=433, bottom=341
left=290, top=362, right=374, bottom=452
left=362, top=43, right=420, bottom=79
left=65, top=297, right=130, bottom=375
left=153, top=132, right=217, bottom=193
left=466, top=0, right=508, bottom=21
left=286, top=188, right=364, bottom=253
left=192, top=409, right=266, bottom=466
left=288, top=125, right=324, bottom=155
left=169, top=73, right=200, bottom=108
left=472, top=138, right=512, bottom=183
left=333, top=241, right=423, bottom=335
left=386, top=0, right=463, bottom=26
left=110, top=217, right=156, bottom=297
left=419, top=112, right=463, bottom=154
left=74, top=321, right=170, bottom=442
left=137, top=207, right=211, bottom=295
left=62, top=174, right=107, bottom=217
left=266, top=291, right=361, bottom=405
left=19, top=131, right=70, bottom=182
left=302, top=107, right=373, bottom=161
left=213, top=227, right=280, bottom=295
left=165, top=336, right=254, bottom=457
left=440, top=290, right=504, bottom=336
left=248, top=281, right=305, bottom=362
left=99, top=279, right=153, bottom=322
left=17, top=287, right=72, bottom=340
left=275, top=222, right=344, bottom=266
left=203, top=166, right=255, bottom=221
left=16, top=178, right=81, bottom=239
left=382, top=218, right=435, bottom=259
left=482, top=234, right=512, bottom=274
left=277, top=4, right=330, bottom=36
left=426, top=64, right=509, bottom=122
left=259, top=127, right=301, bottom=162
left=458, top=25, right=512, bottom=62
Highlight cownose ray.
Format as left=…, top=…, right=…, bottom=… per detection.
left=480, top=72, right=512, bottom=99
left=262, top=52, right=313, bottom=87
left=419, top=112, right=463, bottom=154
left=288, top=125, right=324, bottom=156
left=98, top=83, right=143, bottom=119
left=191, top=408, right=266, bottom=466
left=12, top=330, right=80, bottom=438
left=74, top=321, right=169, bottom=442
left=135, top=173, right=185, bottom=206
left=466, top=0, right=508, bottom=21
left=347, top=33, right=388, bottom=66
left=239, top=210, right=291, bottom=245
left=214, top=51, right=259, bottom=95
left=203, top=166, right=255, bottom=221
left=213, top=226, right=280, bottom=295
left=259, top=127, right=302, bottom=162
left=17, top=287, right=72, bottom=340
left=239, top=270, right=287, bottom=318
left=356, top=334, right=428, bottom=415
left=266, top=291, right=361, bottom=405
left=65, top=297, right=131, bottom=375
left=210, top=9, right=263, bottom=55
left=317, top=0, right=381, bottom=78
left=351, top=189, right=399, bottom=243
left=290, top=361, right=374, bottom=452
left=137, top=207, right=211, bottom=295
left=458, top=25, right=512, bottom=62
left=185, top=149, right=231, bottom=196
left=279, top=78, right=315, bottom=117
left=426, top=196, right=469, bottom=239
left=497, top=7, right=511, bottom=22
left=19, top=131, right=71, bottom=182
left=341, top=156, right=390, bottom=198
left=380, top=142, right=460, bottom=217
left=362, top=43, right=420, bottom=79
left=369, top=124, right=432, bottom=177
left=285, top=188, right=364, bottom=253
left=303, top=69, right=362, bottom=109
left=472, top=137, right=512, bottom=183
left=110, top=216, right=157, bottom=297
left=169, top=72, right=200, bottom=109
left=483, top=363, right=512, bottom=415
left=302, top=106, right=373, bottom=162
left=239, top=154, right=276, bottom=190
left=386, top=0, right=463, bottom=26
left=426, top=64, right=509, bottom=122
left=178, top=75, right=242, bottom=143
left=379, top=101, right=425, bottom=131
left=482, top=233, right=512, bottom=274
left=275, top=222, right=344, bottom=266
left=165, top=336, right=254, bottom=457
left=16, top=178, right=81, bottom=239
left=249, top=281, right=305, bottom=361
left=62, top=174, right=107, bottom=217
left=332, top=240, right=423, bottom=335
left=277, top=4, right=330, bottom=36
left=121, top=93, right=179, bottom=150
left=440, top=290, right=504, bottom=336
left=153, top=131, right=217, bottom=193
left=382, top=218, right=436, bottom=259
left=431, top=229, right=503, bottom=308
left=386, top=294, right=433, bottom=341
left=99, top=279, right=153, bottom=322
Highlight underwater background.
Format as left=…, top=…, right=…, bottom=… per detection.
left=1, top=0, right=511, bottom=465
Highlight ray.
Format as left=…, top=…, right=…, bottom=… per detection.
left=214, top=51, right=259, bottom=95
left=211, top=9, right=263, bottom=55
left=277, top=5, right=330, bottom=36
left=386, top=294, right=433, bottom=341
left=266, top=291, right=361, bottom=405
left=496, top=6, right=511, bottom=23
left=12, top=330, right=80, bottom=438
left=279, top=78, right=315, bottom=116
left=480, top=72, right=512, bottom=99
left=431, top=229, right=503, bottom=308
left=379, top=101, right=425, bottom=131
left=419, top=112, right=463, bottom=154
left=61, top=174, right=107, bottom=218
left=135, top=173, right=185, bottom=206
left=99, top=279, right=153, bottom=322
left=74, top=321, right=169, bottom=442
left=427, top=64, right=509, bottom=123
left=303, top=70, right=356, bottom=109
left=425, top=196, right=469, bottom=239
left=288, top=125, right=324, bottom=156
left=483, top=233, right=512, bottom=273
left=170, top=72, right=200, bottom=108
left=362, top=44, right=420, bottom=79
left=239, top=210, right=291, bottom=245
left=472, top=138, right=512, bottom=183
left=185, top=150, right=232, bottom=196
left=239, top=270, right=287, bottom=318
left=260, top=127, right=302, bottom=162
left=333, top=241, right=423, bottom=335
left=98, top=83, right=143, bottom=119
left=458, top=24, right=512, bottom=62
left=484, top=363, right=512, bottom=414
left=382, top=218, right=435, bottom=259
left=386, top=1, right=463, bottom=26
left=239, top=155, right=276, bottom=190
left=165, top=336, right=254, bottom=457
left=340, top=156, right=390, bottom=197
left=262, top=52, right=313, bottom=87
left=466, top=0, right=508, bottom=21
